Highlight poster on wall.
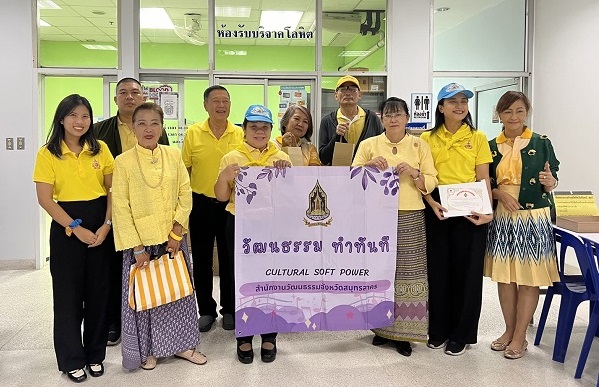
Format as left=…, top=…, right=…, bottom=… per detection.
left=160, top=92, right=179, bottom=120
left=144, top=84, right=174, bottom=105
left=278, top=86, right=307, bottom=126
left=410, top=93, right=433, bottom=124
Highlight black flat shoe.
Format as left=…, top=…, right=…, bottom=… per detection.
left=86, top=363, right=104, bottom=377
left=65, top=369, right=87, bottom=383
left=396, top=341, right=412, bottom=357
left=237, top=341, right=254, bottom=364
left=372, top=335, right=390, bottom=346
left=261, top=337, right=277, bottom=363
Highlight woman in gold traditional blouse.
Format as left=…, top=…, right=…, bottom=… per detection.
left=352, top=97, right=438, bottom=357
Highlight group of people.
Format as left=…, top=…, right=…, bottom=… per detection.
left=33, top=75, right=560, bottom=383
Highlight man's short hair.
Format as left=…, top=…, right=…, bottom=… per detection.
left=203, top=85, right=230, bottom=101
left=116, top=77, right=142, bottom=91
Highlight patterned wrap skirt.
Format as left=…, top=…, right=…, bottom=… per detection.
left=121, top=237, right=200, bottom=370
left=484, top=185, right=559, bottom=286
left=372, top=210, right=428, bottom=342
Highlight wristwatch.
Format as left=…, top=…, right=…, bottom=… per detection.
left=105, top=220, right=112, bottom=227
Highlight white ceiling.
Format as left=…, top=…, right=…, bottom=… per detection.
left=38, top=0, right=506, bottom=46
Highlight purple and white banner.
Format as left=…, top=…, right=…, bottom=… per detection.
left=234, top=166, right=399, bottom=337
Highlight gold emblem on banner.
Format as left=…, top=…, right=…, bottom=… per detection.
left=304, top=180, right=332, bottom=227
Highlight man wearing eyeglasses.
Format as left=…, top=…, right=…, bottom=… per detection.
left=318, top=75, right=383, bottom=165
left=94, top=77, right=169, bottom=347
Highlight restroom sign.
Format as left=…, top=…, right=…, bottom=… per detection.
left=410, top=93, right=433, bottom=124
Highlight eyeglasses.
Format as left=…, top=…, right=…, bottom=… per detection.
left=382, top=113, right=407, bottom=120
left=337, top=85, right=359, bottom=93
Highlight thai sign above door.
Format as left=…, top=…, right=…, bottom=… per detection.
left=217, top=24, right=315, bottom=40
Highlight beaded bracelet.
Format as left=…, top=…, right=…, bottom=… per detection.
left=169, top=231, right=183, bottom=241
left=133, top=249, right=146, bottom=256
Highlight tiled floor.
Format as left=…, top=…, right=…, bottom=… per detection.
left=0, top=267, right=597, bottom=387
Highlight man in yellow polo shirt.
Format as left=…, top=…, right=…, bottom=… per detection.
left=182, top=85, right=244, bottom=332
left=93, top=77, right=170, bottom=347
left=318, top=75, right=383, bottom=165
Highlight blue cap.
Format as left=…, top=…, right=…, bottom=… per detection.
left=244, top=104, right=273, bottom=124
left=437, top=83, right=474, bottom=101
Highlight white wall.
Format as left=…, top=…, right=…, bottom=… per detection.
left=387, top=0, right=432, bottom=100
left=434, top=0, right=526, bottom=71
left=0, top=0, right=39, bottom=268
left=532, top=0, right=599, bottom=196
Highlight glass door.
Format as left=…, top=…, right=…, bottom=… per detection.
left=474, top=78, right=521, bottom=140
left=214, top=77, right=315, bottom=139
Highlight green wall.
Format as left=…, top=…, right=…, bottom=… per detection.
left=41, top=37, right=385, bottom=143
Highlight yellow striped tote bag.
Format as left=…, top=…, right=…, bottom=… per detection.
left=128, top=250, right=194, bottom=312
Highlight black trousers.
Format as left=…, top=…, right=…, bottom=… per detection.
left=189, top=193, right=232, bottom=316
left=226, top=214, right=277, bottom=343
left=424, top=189, right=488, bottom=345
left=50, top=197, right=110, bottom=372
left=105, top=233, right=121, bottom=331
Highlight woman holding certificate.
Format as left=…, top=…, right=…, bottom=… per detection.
left=484, top=91, right=560, bottom=359
left=420, top=83, right=493, bottom=356
left=352, top=97, right=438, bottom=356
left=112, top=103, right=206, bottom=370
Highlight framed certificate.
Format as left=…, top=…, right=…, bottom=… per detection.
left=438, top=181, right=492, bottom=217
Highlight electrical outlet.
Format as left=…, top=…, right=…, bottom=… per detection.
left=6, top=138, right=14, bottom=150
left=16, top=137, right=25, bottom=150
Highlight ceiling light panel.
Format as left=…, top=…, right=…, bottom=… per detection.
left=81, top=44, right=117, bottom=50
left=259, top=11, right=303, bottom=31
left=216, top=6, right=251, bottom=18
left=140, top=8, right=175, bottom=29
left=38, top=0, right=61, bottom=9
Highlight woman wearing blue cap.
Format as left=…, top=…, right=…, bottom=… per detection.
left=420, top=83, right=493, bottom=356
left=215, top=104, right=291, bottom=364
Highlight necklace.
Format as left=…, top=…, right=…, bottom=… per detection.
left=135, top=146, right=164, bottom=189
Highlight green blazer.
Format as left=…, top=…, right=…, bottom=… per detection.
left=489, top=131, right=560, bottom=209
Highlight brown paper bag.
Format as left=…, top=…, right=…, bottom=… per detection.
left=282, top=146, right=305, bottom=166
left=332, top=142, right=355, bottom=166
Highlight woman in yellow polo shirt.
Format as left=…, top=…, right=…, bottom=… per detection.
left=420, top=83, right=493, bottom=356
left=33, top=94, right=114, bottom=383
left=352, top=97, right=438, bottom=357
left=274, top=105, right=321, bottom=166
left=112, top=103, right=206, bottom=371
left=215, top=105, right=291, bottom=364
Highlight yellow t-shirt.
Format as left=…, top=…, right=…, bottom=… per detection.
left=420, top=124, right=492, bottom=185
left=182, top=119, right=244, bottom=197
left=352, top=133, right=438, bottom=210
left=33, top=140, right=114, bottom=201
left=218, top=142, right=292, bottom=215
left=117, top=117, right=137, bottom=153
left=336, top=106, right=366, bottom=145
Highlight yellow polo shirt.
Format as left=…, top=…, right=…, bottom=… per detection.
left=117, top=116, right=137, bottom=153
left=218, top=142, right=292, bottom=215
left=33, top=140, right=114, bottom=201
left=420, top=124, right=492, bottom=185
left=337, top=106, right=366, bottom=145
left=182, top=119, right=244, bottom=197
left=352, top=133, right=438, bottom=210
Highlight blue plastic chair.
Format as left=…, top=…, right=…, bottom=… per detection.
left=574, top=237, right=599, bottom=379
left=534, top=228, right=589, bottom=362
